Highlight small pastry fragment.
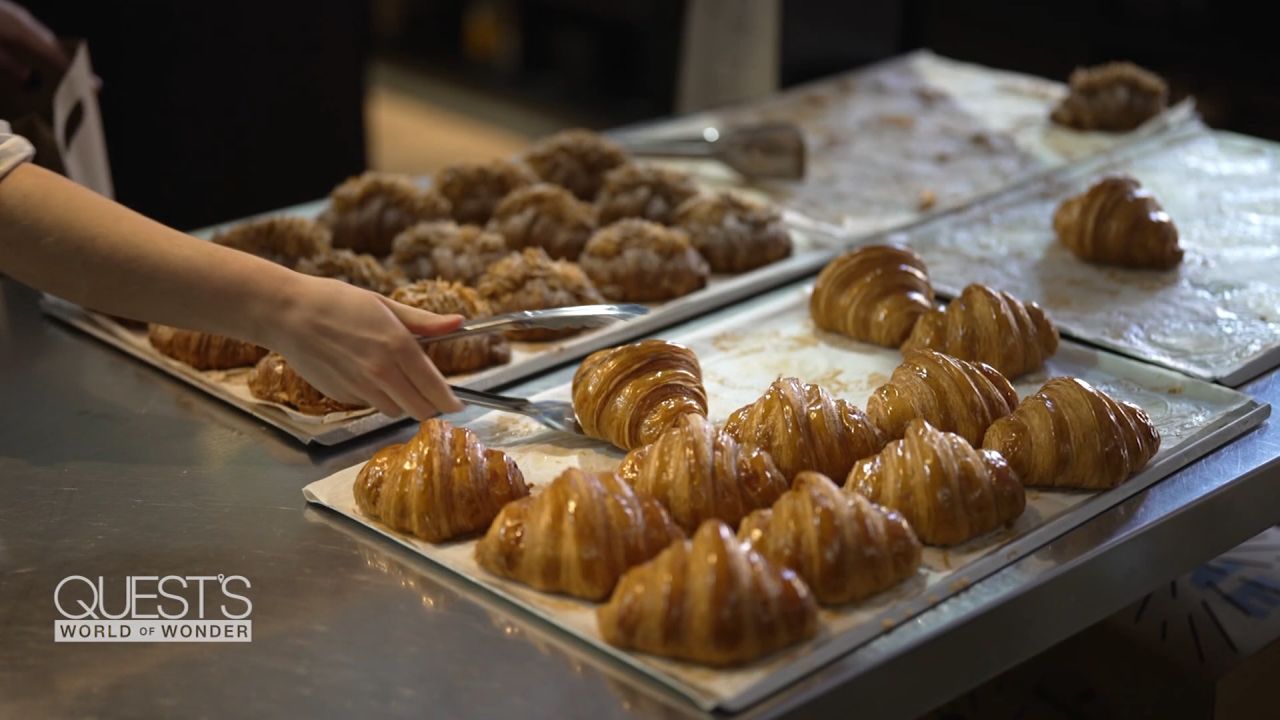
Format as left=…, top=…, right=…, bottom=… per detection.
left=1052, top=175, right=1183, bottom=270
left=578, top=219, right=710, bottom=302
left=322, top=172, right=452, bottom=256
left=595, top=164, right=699, bottom=225
left=847, top=420, right=1026, bottom=546
left=386, top=220, right=509, bottom=284
left=672, top=192, right=792, bottom=273
left=390, top=281, right=511, bottom=375
left=572, top=339, right=707, bottom=451
left=1051, top=61, right=1168, bottom=132
left=739, top=472, right=921, bottom=605
left=211, top=216, right=330, bottom=268
left=435, top=159, right=537, bottom=225
left=867, top=350, right=1018, bottom=446
left=248, top=352, right=365, bottom=415
left=984, top=377, right=1160, bottom=490
left=618, top=414, right=788, bottom=533
left=523, top=128, right=630, bottom=200
left=901, top=283, right=1059, bottom=379
left=296, top=249, right=407, bottom=295
left=475, top=467, right=683, bottom=601
left=354, top=419, right=528, bottom=542
left=598, top=520, right=818, bottom=666
left=810, top=244, right=934, bottom=347
left=475, top=247, right=605, bottom=341
left=487, top=183, right=597, bottom=260
left=148, top=324, right=267, bottom=370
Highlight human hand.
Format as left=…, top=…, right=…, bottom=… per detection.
left=0, top=1, right=68, bottom=85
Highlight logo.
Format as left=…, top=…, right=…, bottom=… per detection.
left=54, top=575, right=252, bottom=643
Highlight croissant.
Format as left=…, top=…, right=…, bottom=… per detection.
left=387, top=220, right=509, bottom=285
left=248, top=352, right=365, bottom=415
left=322, top=172, right=452, bottom=256
left=389, top=280, right=512, bottom=376
left=595, top=164, right=699, bottom=225
left=148, top=324, right=268, bottom=370
left=810, top=244, right=935, bottom=347
left=354, top=419, right=528, bottom=542
left=672, top=192, right=792, bottom=273
left=867, top=350, right=1018, bottom=447
left=578, top=219, right=709, bottom=302
left=572, top=339, right=708, bottom=450
left=1052, top=175, right=1183, bottom=270
left=476, top=247, right=605, bottom=341
left=1050, top=61, right=1168, bottom=132
left=295, top=249, right=406, bottom=295
left=739, top=472, right=921, bottom=604
left=435, top=159, right=537, bottom=225
left=617, top=414, right=788, bottom=533
left=901, top=283, right=1059, bottom=379
left=211, top=216, right=330, bottom=268
left=847, top=419, right=1026, bottom=546
left=488, top=183, right=597, bottom=260
left=723, top=377, right=883, bottom=482
left=598, top=520, right=818, bottom=666
left=475, top=467, right=682, bottom=600
left=523, top=129, right=630, bottom=200
left=984, top=377, right=1160, bottom=490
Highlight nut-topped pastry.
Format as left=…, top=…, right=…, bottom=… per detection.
left=1052, top=175, right=1183, bottom=270
left=148, top=325, right=268, bottom=371
left=386, top=220, right=509, bottom=285
left=578, top=219, right=710, bottom=302
left=595, top=164, right=699, bottom=225
left=211, top=216, right=330, bottom=268
left=672, top=192, right=792, bottom=273
left=868, top=350, right=1018, bottom=446
left=523, top=129, right=630, bottom=200
left=475, top=248, right=605, bottom=341
left=487, top=183, right=597, bottom=260
left=810, top=244, right=935, bottom=348
left=296, top=249, right=406, bottom=295
left=248, top=352, right=365, bottom=415
left=322, top=172, right=452, bottom=256
left=390, top=280, right=511, bottom=376
left=1051, top=61, right=1168, bottom=132
left=435, top=159, right=537, bottom=225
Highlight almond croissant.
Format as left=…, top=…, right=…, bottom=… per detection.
left=1052, top=175, right=1183, bottom=270
left=867, top=350, right=1018, bottom=447
left=572, top=339, right=708, bottom=450
left=598, top=520, right=818, bottom=666
left=847, top=419, right=1025, bottom=546
left=618, top=414, right=788, bottom=533
left=248, top=352, right=365, bottom=415
left=810, top=245, right=935, bottom=347
left=984, top=377, right=1160, bottom=490
left=354, top=419, right=529, bottom=543
left=475, top=467, right=682, bottom=600
left=739, top=472, right=921, bottom=605
left=901, top=283, right=1058, bottom=379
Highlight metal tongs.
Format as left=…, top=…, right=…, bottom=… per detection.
left=417, top=304, right=648, bottom=346
left=450, top=387, right=581, bottom=435
left=619, top=122, right=806, bottom=181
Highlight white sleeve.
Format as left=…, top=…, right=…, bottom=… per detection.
left=1, top=120, right=37, bottom=181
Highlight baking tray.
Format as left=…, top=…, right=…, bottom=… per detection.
left=302, top=280, right=1268, bottom=712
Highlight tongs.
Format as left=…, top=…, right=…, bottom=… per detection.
left=450, top=386, right=581, bottom=435
left=417, top=304, right=648, bottom=346
left=620, top=122, right=806, bottom=180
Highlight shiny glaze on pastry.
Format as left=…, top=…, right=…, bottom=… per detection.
left=211, top=216, right=330, bottom=268
left=147, top=324, right=267, bottom=371
left=901, top=284, right=1059, bottom=379
left=672, top=192, right=792, bottom=273
left=809, top=244, right=934, bottom=347
left=1053, top=175, right=1183, bottom=270
left=322, top=172, right=452, bottom=256
left=248, top=352, right=364, bottom=415
left=595, top=164, right=699, bottom=225
left=867, top=350, right=1018, bottom=446
left=1050, top=61, right=1168, bottom=132
left=387, top=220, right=509, bottom=284
left=578, top=219, right=709, bottom=302
left=523, top=129, right=630, bottom=200
left=295, top=249, right=407, bottom=295
left=390, top=280, right=511, bottom=375
left=435, top=159, right=537, bottom=225
left=476, top=248, right=605, bottom=341
left=488, top=183, right=597, bottom=260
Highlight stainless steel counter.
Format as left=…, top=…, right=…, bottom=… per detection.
left=2, top=276, right=1278, bottom=719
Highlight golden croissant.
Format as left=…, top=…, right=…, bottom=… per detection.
left=810, top=245, right=935, bottom=347
left=618, top=414, right=788, bottom=533
left=248, top=353, right=365, bottom=415
left=475, top=467, right=683, bottom=601
left=984, top=377, right=1160, bottom=490
left=739, top=472, right=921, bottom=605
left=1053, top=175, right=1183, bottom=270
left=901, top=283, right=1059, bottom=379
left=723, top=377, right=883, bottom=481
left=867, top=350, right=1018, bottom=446
left=147, top=324, right=268, bottom=370
left=598, top=520, right=818, bottom=666
left=847, top=419, right=1026, bottom=546
left=572, top=339, right=708, bottom=450
left=354, top=419, right=529, bottom=543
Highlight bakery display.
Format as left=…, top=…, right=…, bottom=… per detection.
left=211, top=216, right=330, bottom=268
left=523, top=129, right=630, bottom=200
left=867, top=350, right=1018, bottom=446
left=353, top=419, right=528, bottom=542
left=617, top=413, right=788, bottom=533
left=672, top=192, right=792, bottom=273
left=322, top=172, right=452, bottom=256
left=739, top=472, right=921, bottom=605
left=435, top=159, right=537, bottom=225
left=386, top=220, right=509, bottom=285
left=595, top=164, right=699, bottom=225
left=901, top=283, right=1059, bottom=379
left=475, top=247, right=606, bottom=341
left=147, top=324, right=267, bottom=371
left=1052, top=175, right=1183, bottom=270
left=488, top=183, right=597, bottom=260
left=390, top=281, right=511, bottom=375
left=809, top=244, right=935, bottom=347
left=248, top=352, right=364, bottom=415
left=295, top=249, right=407, bottom=295
left=475, top=467, right=683, bottom=601
left=1050, top=61, right=1168, bottom=132
left=847, top=419, right=1026, bottom=546
left=572, top=339, right=707, bottom=450
left=578, top=219, right=710, bottom=302
left=598, top=520, right=818, bottom=666
left=984, top=377, right=1160, bottom=490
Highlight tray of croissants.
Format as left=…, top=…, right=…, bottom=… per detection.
left=303, top=244, right=1267, bottom=712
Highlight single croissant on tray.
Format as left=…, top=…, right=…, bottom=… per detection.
left=809, top=244, right=935, bottom=348
left=572, top=339, right=708, bottom=450
left=475, top=467, right=683, bottom=601
left=867, top=350, right=1018, bottom=447
left=847, top=419, right=1026, bottom=546
left=354, top=419, right=528, bottom=542
left=598, top=520, right=818, bottom=666
left=984, top=377, right=1160, bottom=490
left=147, top=324, right=268, bottom=371
left=739, top=472, right=921, bottom=605
left=1052, top=175, right=1183, bottom=270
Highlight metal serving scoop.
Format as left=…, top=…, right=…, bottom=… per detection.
left=451, top=386, right=581, bottom=435
left=621, top=123, right=806, bottom=180
left=418, top=304, right=648, bottom=346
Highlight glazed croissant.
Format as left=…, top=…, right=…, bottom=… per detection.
left=475, top=467, right=683, bottom=600
left=847, top=419, right=1026, bottom=546
left=984, top=377, right=1160, bottom=490
left=901, top=283, right=1059, bottom=379
left=618, top=414, right=789, bottom=533
left=723, top=377, right=884, bottom=481
left=739, top=472, right=921, bottom=605
left=248, top=352, right=365, bottom=415
left=1052, top=175, right=1183, bottom=270
left=148, top=324, right=268, bottom=371
left=354, top=419, right=528, bottom=543
left=572, top=339, right=708, bottom=450
left=868, top=350, right=1018, bottom=447
left=598, top=520, right=818, bottom=666
left=810, top=245, right=935, bottom=348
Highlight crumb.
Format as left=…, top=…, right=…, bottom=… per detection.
left=881, top=114, right=915, bottom=129
left=949, top=578, right=971, bottom=592
left=880, top=618, right=896, bottom=630
left=918, top=189, right=937, bottom=211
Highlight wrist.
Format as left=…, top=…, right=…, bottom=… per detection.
left=240, top=263, right=311, bottom=349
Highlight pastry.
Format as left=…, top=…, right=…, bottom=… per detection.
left=475, top=248, right=605, bottom=341
left=435, top=159, right=537, bottom=225
left=578, top=219, right=710, bottom=302
left=248, top=352, right=364, bottom=415
left=390, top=281, right=511, bottom=375
left=867, top=350, right=1018, bottom=446
left=595, top=164, right=699, bottom=225
left=572, top=339, right=707, bottom=451
left=901, top=283, right=1059, bottom=379
left=147, top=324, right=267, bottom=370
left=847, top=419, right=1025, bottom=546
left=598, top=519, right=818, bottom=666
left=296, top=249, right=407, bottom=295
left=488, top=183, right=597, bottom=260
left=672, top=192, right=792, bottom=273
left=475, top=467, right=683, bottom=601
left=984, top=377, right=1160, bottom=490
left=809, top=244, right=934, bottom=347
left=211, top=216, right=330, bottom=268
left=1052, top=175, right=1183, bottom=270
left=618, top=414, right=788, bottom=533
left=523, top=129, right=629, bottom=200
left=723, top=377, right=883, bottom=481
left=386, top=220, right=509, bottom=284
left=354, top=418, right=528, bottom=542
left=322, top=172, right=452, bottom=256
left=1051, top=61, right=1168, bottom=132
left=739, top=472, right=921, bottom=605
